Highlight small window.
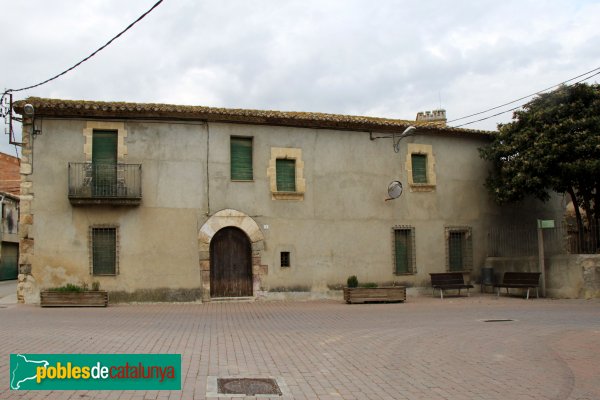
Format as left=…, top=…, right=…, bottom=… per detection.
left=276, top=159, right=296, bottom=192
left=394, top=227, right=416, bottom=274
left=280, top=251, right=290, bottom=267
left=446, top=227, right=472, bottom=272
left=230, top=137, right=253, bottom=180
left=91, top=227, right=118, bottom=275
left=411, top=154, right=428, bottom=184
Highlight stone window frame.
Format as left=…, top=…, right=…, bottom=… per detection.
left=83, top=121, right=128, bottom=162
left=405, top=143, right=436, bottom=192
left=444, top=226, right=473, bottom=272
left=392, top=225, right=417, bottom=275
left=89, top=224, right=120, bottom=276
left=267, top=147, right=306, bottom=200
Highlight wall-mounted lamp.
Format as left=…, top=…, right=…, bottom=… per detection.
left=393, top=126, right=416, bottom=153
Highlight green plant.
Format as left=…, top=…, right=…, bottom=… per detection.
left=91, top=281, right=101, bottom=291
left=347, top=275, right=358, bottom=288
left=49, top=283, right=84, bottom=293
left=81, top=282, right=89, bottom=291
left=359, top=282, right=378, bottom=288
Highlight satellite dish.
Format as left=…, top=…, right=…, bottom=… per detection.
left=385, top=181, right=403, bottom=201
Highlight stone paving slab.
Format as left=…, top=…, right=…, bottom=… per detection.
left=1, top=295, right=600, bottom=399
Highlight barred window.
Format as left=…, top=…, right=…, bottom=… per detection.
left=445, top=227, right=472, bottom=272
left=90, top=226, right=118, bottom=275
left=393, top=226, right=416, bottom=275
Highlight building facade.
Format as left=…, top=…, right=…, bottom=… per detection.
left=0, top=192, right=19, bottom=281
left=14, top=98, right=562, bottom=303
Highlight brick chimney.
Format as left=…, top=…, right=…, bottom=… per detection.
left=416, top=109, right=447, bottom=125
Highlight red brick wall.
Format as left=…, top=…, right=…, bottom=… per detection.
left=0, top=152, right=20, bottom=195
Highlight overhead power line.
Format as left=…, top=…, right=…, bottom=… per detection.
left=3, top=0, right=163, bottom=95
left=450, top=68, right=600, bottom=128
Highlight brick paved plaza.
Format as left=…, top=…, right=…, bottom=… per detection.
left=1, top=295, right=600, bottom=399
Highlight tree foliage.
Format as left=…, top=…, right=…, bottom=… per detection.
left=479, top=83, right=600, bottom=231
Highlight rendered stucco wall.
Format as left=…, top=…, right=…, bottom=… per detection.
left=20, top=119, right=207, bottom=302
left=486, top=255, right=600, bottom=299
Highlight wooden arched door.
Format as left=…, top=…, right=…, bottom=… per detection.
left=210, top=227, right=252, bottom=297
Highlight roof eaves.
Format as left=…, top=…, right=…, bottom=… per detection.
left=13, top=97, right=495, bottom=137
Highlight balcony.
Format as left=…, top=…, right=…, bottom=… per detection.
left=68, top=162, right=142, bottom=206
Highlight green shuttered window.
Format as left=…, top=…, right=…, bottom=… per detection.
left=92, top=130, right=118, bottom=196
left=446, top=227, right=472, bottom=272
left=448, top=233, right=464, bottom=271
left=230, top=137, right=253, bottom=180
left=411, top=154, right=428, bottom=184
left=92, top=227, right=117, bottom=275
left=394, top=227, right=415, bottom=275
left=276, top=159, right=296, bottom=192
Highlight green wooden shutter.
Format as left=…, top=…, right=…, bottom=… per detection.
left=394, top=229, right=411, bottom=274
left=276, top=159, right=296, bottom=192
left=92, top=228, right=116, bottom=275
left=411, top=154, right=427, bottom=183
left=448, top=232, right=464, bottom=271
left=92, top=131, right=118, bottom=196
left=230, top=137, right=253, bottom=180
left=92, top=131, right=117, bottom=164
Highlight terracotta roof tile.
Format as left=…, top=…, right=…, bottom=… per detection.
left=14, top=97, right=494, bottom=137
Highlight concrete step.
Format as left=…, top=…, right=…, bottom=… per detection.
left=209, top=296, right=255, bottom=303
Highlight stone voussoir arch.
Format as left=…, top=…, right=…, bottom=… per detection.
left=198, top=209, right=266, bottom=301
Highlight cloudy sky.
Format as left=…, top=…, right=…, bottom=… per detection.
left=2, top=0, right=600, bottom=156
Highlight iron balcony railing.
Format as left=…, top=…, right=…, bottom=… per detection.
left=68, top=162, right=142, bottom=205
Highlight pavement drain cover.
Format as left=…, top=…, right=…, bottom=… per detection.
left=217, top=378, right=282, bottom=396
left=484, top=319, right=514, bottom=322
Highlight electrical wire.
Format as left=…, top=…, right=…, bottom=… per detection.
left=447, top=65, right=600, bottom=124
left=451, top=69, right=600, bottom=128
left=3, top=0, right=163, bottom=95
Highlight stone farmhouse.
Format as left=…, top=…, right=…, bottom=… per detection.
left=13, top=97, right=562, bottom=303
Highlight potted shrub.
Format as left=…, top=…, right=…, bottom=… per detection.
left=40, top=282, right=108, bottom=307
left=343, top=276, right=406, bottom=304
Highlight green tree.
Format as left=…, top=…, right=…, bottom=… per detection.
left=479, top=83, right=600, bottom=236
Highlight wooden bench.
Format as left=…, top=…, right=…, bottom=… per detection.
left=430, top=272, right=474, bottom=299
left=494, top=272, right=541, bottom=299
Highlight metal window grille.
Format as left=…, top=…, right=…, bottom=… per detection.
left=230, top=136, right=253, bottom=180
left=280, top=251, right=290, bottom=267
left=393, top=226, right=416, bottom=275
left=90, top=226, right=118, bottom=275
left=445, top=227, right=473, bottom=271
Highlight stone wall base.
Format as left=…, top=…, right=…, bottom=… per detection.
left=108, top=288, right=202, bottom=303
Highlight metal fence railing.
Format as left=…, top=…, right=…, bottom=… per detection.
left=488, top=221, right=599, bottom=257
left=68, top=162, right=142, bottom=199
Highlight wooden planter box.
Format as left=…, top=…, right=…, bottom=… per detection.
left=343, top=287, right=406, bottom=304
left=40, top=291, right=108, bottom=307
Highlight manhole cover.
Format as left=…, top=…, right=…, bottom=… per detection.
left=483, top=319, right=514, bottom=322
left=217, top=378, right=282, bottom=396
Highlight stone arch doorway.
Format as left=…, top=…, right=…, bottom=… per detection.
left=198, top=209, right=266, bottom=301
left=210, top=227, right=252, bottom=297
